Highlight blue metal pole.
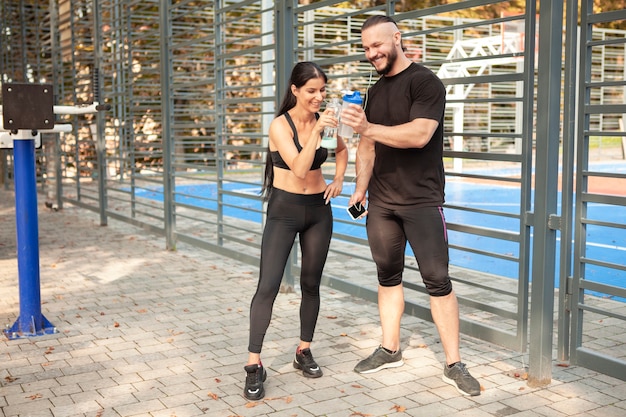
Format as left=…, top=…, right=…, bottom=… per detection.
left=4, top=133, right=55, bottom=339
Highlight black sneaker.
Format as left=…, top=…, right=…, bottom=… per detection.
left=442, top=362, right=481, bottom=396
left=243, top=363, right=267, bottom=400
left=293, top=348, right=323, bottom=378
left=354, top=345, right=404, bottom=374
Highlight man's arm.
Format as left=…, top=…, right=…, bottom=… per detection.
left=349, top=136, right=375, bottom=207
left=342, top=103, right=439, bottom=149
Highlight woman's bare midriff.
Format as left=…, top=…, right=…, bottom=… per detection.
left=273, top=167, right=327, bottom=195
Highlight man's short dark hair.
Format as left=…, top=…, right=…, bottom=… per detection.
left=361, top=15, right=405, bottom=52
left=361, top=15, right=398, bottom=31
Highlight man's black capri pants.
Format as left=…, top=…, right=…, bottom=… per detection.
left=365, top=204, right=453, bottom=297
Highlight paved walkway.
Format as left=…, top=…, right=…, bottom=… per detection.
left=1, top=187, right=625, bottom=417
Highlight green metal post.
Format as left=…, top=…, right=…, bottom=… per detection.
left=528, top=0, right=564, bottom=387
left=93, top=0, right=108, bottom=227
left=275, top=0, right=296, bottom=291
left=557, top=0, right=579, bottom=362
left=160, top=0, right=176, bottom=250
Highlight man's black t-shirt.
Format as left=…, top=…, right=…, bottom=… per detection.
left=364, top=62, right=446, bottom=208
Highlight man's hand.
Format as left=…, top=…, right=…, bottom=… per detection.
left=348, top=190, right=368, bottom=219
left=340, top=103, right=369, bottom=137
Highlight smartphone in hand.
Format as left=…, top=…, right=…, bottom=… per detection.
left=347, top=202, right=367, bottom=220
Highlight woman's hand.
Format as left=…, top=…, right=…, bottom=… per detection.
left=324, top=177, right=343, bottom=204
left=317, top=107, right=339, bottom=133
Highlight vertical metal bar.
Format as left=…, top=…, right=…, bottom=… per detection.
left=570, top=0, right=593, bottom=366
left=19, top=0, right=27, bottom=81
left=518, top=0, right=537, bottom=353
left=93, top=0, right=108, bottom=227
left=215, top=0, right=225, bottom=246
left=557, top=0, right=579, bottom=362
left=528, top=0, right=564, bottom=387
left=385, top=1, right=395, bottom=16
left=275, top=0, right=296, bottom=291
left=160, top=0, right=175, bottom=250
left=275, top=0, right=295, bottom=110
left=69, top=0, right=80, bottom=201
left=48, top=0, right=64, bottom=210
left=261, top=0, right=274, bottom=230
left=1, top=1, right=8, bottom=190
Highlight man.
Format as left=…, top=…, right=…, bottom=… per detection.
left=342, top=15, right=481, bottom=396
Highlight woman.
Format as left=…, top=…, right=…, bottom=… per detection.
left=244, top=62, right=348, bottom=401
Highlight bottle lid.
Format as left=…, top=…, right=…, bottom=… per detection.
left=342, top=91, right=363, bottom=104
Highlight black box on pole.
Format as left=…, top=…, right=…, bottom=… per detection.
left=2, top=83, right=54, bottom=130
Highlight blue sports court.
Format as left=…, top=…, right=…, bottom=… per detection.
left=133, top=163, right=626, bottom=299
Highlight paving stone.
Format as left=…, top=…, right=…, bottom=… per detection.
left=1, top=188, right=626, bottom=417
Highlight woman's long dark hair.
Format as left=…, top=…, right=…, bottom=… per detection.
left=261, top=62, right=328, bottom=200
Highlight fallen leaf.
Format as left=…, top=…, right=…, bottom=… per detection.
left=350, top=412, right=371, bottom=417
left=340, top=333, right=347, bottom=336
left=208, top=391, right=218, bottom=400
left=113, top=322, right=120, bottom=327
left=215, top=378, right=221, bottom=383
left=326, top=315, right=337, bottom=319
left=391, top=405, right=406, bottom=412
left=27, top=393, right=43, bottom=400
left=264, top=396, right=286, bottom=402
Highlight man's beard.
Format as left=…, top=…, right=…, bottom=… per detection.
left=372, top=47, right=397, bottom=76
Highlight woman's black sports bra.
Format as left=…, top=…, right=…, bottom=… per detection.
left=270, top=112, right=328, bottom=171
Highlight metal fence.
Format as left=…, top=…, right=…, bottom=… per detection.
left=1, top=0, right=625, bottom=384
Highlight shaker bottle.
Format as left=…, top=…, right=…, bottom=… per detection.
left=321, top=97, right=341, bottom=149
left=338, top=91, right=363, bottom=139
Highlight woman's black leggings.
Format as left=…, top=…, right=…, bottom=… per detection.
left=248, top=189, right=333, bottom=354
